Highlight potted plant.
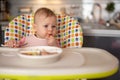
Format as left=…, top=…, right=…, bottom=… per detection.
left=105, top=2, right=115, bottom=20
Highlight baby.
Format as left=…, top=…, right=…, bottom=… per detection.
left=5, top=7, right=59, bottom=48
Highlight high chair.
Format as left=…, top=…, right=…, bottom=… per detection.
left=1, top=14, right=119, bottom=80
left=4, top=14, right=83, bottom=48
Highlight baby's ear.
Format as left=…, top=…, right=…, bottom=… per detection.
left=32, top=23, right=37, bottom=29
left=32, top=23, right=37, bottom=28
left=32, top=23, right=37, bottom=32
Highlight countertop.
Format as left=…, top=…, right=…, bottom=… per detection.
left=81, top=23, right=120, bottom=37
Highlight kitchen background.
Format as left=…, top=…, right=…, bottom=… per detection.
left=0, top=0, right=120, bottom=80
left=1, top=0, right=120, bottom=22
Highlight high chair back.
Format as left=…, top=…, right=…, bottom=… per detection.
left=4, top=14, right=83, bottom=48
left=4, top=14, right=34, bottom=42
left=56, top=15, right=83, bottom=48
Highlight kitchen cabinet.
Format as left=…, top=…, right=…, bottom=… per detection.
left=0, top=21, right=9, bottom=45
left=0, top=0, right=10, bottom=21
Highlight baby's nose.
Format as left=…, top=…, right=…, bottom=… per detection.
left=48, top=26, right=52, bottom=31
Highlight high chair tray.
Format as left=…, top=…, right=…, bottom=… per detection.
left=0, top=47, right=119, bottom=80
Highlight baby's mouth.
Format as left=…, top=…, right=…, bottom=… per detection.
left=49, top=34, right=53, bottom=36
left=48, top=34, right=53, bottom=38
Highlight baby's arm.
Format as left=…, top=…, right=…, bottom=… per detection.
left=19, top=37, right=27, bottom=47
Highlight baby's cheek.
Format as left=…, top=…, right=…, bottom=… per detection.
left=43, top=34, right=47, bottom=38
left=53, top=31, right=56, bottom=35
left=41, top=32, right=47, bottom=38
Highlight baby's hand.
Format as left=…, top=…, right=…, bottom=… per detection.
left=46, top=34, right=57, bottom=46
left=4, top=40, right=19, bottom=48
left=4, top=37, right=26, bottom=48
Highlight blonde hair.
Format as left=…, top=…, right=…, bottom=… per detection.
left=34, top=7, right=56, bottom=24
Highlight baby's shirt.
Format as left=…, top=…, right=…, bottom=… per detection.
left=21, top=35, right=48, bottom=47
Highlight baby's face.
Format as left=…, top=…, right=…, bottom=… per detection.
left=35, top=16, right=57, bottom=39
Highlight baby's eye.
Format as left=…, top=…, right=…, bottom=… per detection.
left=44, top=25, right=48, bottom=28
left=52, top=25, right=56, bottom=28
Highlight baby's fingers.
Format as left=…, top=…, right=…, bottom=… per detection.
left=5, top=40, right=19, bottom=48
left=45, top=34, right=51, bottom=39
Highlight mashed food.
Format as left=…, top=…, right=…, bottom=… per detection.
left=21, top=49, right=57, bottom=56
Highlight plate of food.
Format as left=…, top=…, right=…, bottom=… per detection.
left=18, top=46, right=63, bottom=63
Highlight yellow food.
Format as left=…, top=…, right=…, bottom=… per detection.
left=21, top=49, right=57, bottom=56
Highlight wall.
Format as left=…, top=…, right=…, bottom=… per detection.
left=8, top=0, right=120, bottom=21
left=82, top=0, right=120, bottom=21
left=8, top=0, right=83, bottom=17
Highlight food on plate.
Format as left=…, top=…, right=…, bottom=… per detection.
left=21, top=51, right=40, bottom=56
left=20, top=49, right=57, bottom=56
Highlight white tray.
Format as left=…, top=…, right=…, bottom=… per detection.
left=0, top=47, right=119, bottom=76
